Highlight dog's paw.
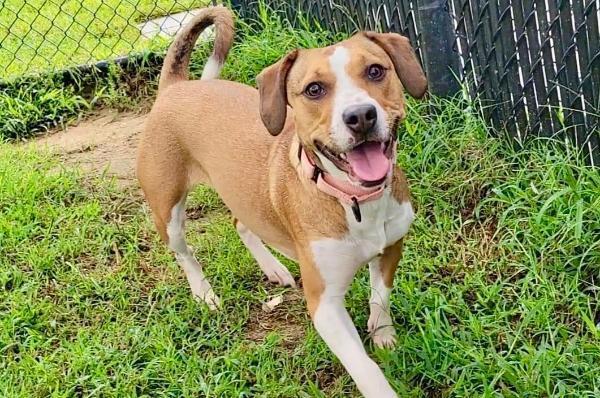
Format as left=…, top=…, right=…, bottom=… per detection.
left=264, top=264, right=296, bottom=288
left=191, top=279, right=221, bottom=311
left=266, top=270, right=296, bottom=288
left=371, top=326, right=397, bottom=349
left=368, top=309, right=396, bottom=349
left=192, top=286, right=221, bottom=311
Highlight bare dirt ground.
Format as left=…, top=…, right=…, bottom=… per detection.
left=32, top=110, right=146, bottom=185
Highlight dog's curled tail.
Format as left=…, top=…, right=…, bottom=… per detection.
left=159, top=5, right=234, bottom=91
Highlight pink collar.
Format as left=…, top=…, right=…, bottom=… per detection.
left=297, top=145, right=392, bottom=221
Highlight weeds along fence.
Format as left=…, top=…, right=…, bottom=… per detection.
left=1, top=0, right=598, bottom=163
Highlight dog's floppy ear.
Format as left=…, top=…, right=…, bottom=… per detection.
left=363, top=32, right=427, bottom=99
left=256, top=50, right=299, bottom=136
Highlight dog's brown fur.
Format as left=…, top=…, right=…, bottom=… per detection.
left=137, top=6, right=426, bottom=397
left=158, top=7, right=233, bottom=90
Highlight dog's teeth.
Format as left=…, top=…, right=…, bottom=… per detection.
left=340, top=153, right=347, bottom=160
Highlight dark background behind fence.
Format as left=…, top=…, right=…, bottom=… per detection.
left=1, top=0, right=599, bottom=164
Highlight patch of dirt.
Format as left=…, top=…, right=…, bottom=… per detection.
left=244, top=290, right=307, bottom=350
left=244, top=288, right=357, bottom=395
left=31, top=110, right=146, bottom=185
left=315, top=363, right=355, bottom=395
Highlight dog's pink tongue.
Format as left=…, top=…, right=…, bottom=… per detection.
left=346, top=141, right=390, bottom=182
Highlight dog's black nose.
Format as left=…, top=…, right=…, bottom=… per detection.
left=343, top=104, right=377, bottom=137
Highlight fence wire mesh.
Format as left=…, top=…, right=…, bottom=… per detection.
left=1, top=0, right=598, bottom=162
left=0, top=0, right=213, bottom=80
left=449, top=0, right=599, bottom=164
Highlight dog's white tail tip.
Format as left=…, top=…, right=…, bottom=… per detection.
left=201, top=56, right=223, bottom=80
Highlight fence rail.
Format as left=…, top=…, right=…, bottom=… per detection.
left=1, top=0, right=598, bottom=163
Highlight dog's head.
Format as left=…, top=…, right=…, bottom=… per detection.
left=257, top=32, right=427, bottom=186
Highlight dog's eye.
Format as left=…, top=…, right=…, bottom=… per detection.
left=304, top=82, right=326, bottom=99
left=367, top=64, right=386, bottom=81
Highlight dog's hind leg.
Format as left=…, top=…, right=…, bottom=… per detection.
left=166, top=196, right=221, bottom=309
left=234, top=220, right=296, bottom=287
left=138, top=158, right=220, bottom=310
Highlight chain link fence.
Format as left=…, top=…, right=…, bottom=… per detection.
left=1, top=0, right=598, bottom=163
left=0, top=0, right=215, bottom=80
left=449, top=0, right=599, bottom=165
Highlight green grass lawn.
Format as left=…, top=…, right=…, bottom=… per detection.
left=1, top=95, right=599, bottom=396
left=1, top=7, right=599, bottom=398
left=0, top=0, right=210, bottom=80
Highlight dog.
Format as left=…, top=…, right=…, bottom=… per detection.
left=137, top=6, right=427, bottom=397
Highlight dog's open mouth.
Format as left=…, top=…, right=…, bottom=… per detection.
left=316, top=138, right=395, bottom=187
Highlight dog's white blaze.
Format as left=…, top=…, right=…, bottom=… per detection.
left=201, top=55, right=222, bottom=80
left=328, top=46, right=387, bottom=152
left=368, top=257, right=396, bottom=348
left=236, top=222, right=296, bottom=287
left=310, top=190, right=413, bottom=397
left=310, top=190, right=413, bottom=283
left=167, top=199, right=220, bottom=310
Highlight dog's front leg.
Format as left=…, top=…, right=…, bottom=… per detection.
left=299, top=249, right=397, bottom=398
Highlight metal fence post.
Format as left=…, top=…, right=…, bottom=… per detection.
left=416, top=0, right=461, bottom=96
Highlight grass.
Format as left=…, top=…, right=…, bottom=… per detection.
left=0, top=77, right=90, bottom=140
left=1, top=106, right=599, bottom=398
left=0, top=0, right=211, bottom=80
left=1, top=6, right=600, bottom=398
left=0, top=0, right=213, bottom=139
left=0, top=58, right=162, bottom=140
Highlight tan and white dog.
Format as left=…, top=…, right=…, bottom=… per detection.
left=137, top=6, right=427, bottom=397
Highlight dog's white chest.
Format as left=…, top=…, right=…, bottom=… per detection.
left=311, top=189, right=414, bottom=282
